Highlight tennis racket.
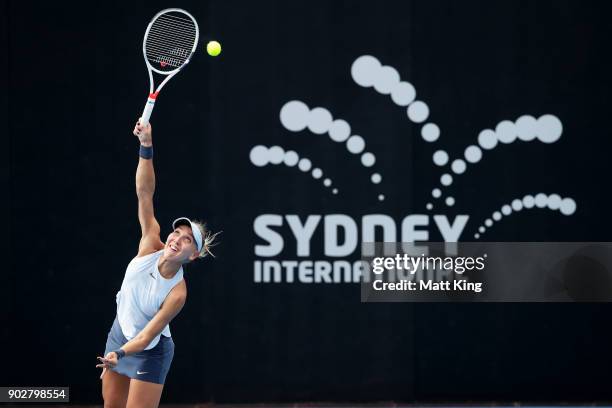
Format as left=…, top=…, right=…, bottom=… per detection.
left=140, top=8, right=200, bottom=126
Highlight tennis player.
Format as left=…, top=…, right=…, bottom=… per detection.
left=97, top=119, right=217, bottom=408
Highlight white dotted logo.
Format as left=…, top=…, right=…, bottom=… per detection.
left=249, top=55, right=577, bottom=240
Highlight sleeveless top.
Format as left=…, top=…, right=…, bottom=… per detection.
left=116, top=250, right=184, bottom=350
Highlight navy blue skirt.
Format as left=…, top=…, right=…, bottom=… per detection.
left=104, top=316, right=174, bottom=384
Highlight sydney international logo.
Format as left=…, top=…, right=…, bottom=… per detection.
left=248, top=55, right=577, bottom=284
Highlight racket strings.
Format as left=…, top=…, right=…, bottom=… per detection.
left=149, top=19, right=196, bottom=41
left=145, top=12, right=197, bottom=72
left=147, top=33, right=194, bottom=52
left=158, top=13, right=193, bottom=23
left=154, top=15, right=197, bottom=31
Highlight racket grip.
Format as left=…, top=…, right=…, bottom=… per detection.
left=140, top=93, right=158, bottom=126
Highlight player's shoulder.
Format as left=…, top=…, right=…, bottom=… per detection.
left=137, top=236, right=165, bottom=258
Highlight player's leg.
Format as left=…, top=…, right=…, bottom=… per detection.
left=124, top=333, right=174, bottom=408
left=101, top=369, right=131, bottom=408
left=126, top=379, right=164, bottom=408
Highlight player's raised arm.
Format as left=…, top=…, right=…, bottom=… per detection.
left=133, top=119, right=164, bottom=256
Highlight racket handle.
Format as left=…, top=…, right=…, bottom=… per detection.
left=140, top=93, right=158, bottom=126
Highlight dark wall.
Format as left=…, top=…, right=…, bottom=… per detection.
left=4, top=0, right=612, bottom=403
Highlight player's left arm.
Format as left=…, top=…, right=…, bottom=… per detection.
left=97, top=281, right=186, bottom=366
left=124, top=281, right=186, bottom=354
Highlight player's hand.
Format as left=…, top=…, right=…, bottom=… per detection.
left=133, top=119, right=153, bottom=147
left=96, top=352, right=118, bottom=369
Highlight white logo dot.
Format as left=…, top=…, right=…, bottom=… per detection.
left=268, top=146, right=285, bottom=164
left=346, top=135, right=365, bottom=154
left=283, top=150, right=299, bottom=167
left=351, top=55, right=382, bottom=88
left=391, top=81, right=416, bottom=106
left=249, top=145, right=269, bottom=167
left=440, top=174, right=453, bottom=186
left=478, top=129, right=498, bottom=150
left=496, top=120, right=517, bottom=144
left=560, top=198, right=576, bottom=215
left=280, top=100, right=310, bottom=132
left=329, top=119, right=351, bottom=142
left=361, top=152, right=376, bottom=167
left=421, top=123, right=440, bottom=142
left=451, top=159, right=466, bottom=174
left=298, top=158, right=312, bottom=172
left=464, top=145, right=483, bottom=163
left=374, top=66, right=400, bottom=95
left=433, top=150, right=449, bottom=167
left=407, top=101, right=429, bottom=123
left=537, top=114, right=563, bottom=143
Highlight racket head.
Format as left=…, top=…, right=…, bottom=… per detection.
left=143, top=8, right=200, bottom=75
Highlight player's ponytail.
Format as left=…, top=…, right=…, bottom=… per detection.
left=192, top=221, right=221, bottom=259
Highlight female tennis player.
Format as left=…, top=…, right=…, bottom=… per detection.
left=97, top=119, right=217, bottom=408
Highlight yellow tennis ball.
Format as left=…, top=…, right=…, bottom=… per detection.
left=206, top=41, right=221, bottom=57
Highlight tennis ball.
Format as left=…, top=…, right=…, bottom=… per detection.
left=206, top=41, right=222, bottom=57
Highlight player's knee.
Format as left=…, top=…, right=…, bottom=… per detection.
left=102, top=395, right=123, bottom=408
left=102, top=373, right=128, bottom=408
left=104, top=403, right=126, bottom=408
left=103, top=394, right=127, bottom=408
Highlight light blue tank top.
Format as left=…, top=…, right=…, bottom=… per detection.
left=116, top=250, right=184, bottom=350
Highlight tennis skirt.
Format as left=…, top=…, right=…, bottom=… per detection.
left=104, top=316, right=174, bottom=384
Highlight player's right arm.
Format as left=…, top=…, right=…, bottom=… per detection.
left=134, top=120, right=164, bottom=256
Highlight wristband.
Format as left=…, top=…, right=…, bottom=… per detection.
left=113, top=349, right=126, bottom=359
left=139, top=144, right=153, bottom=160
